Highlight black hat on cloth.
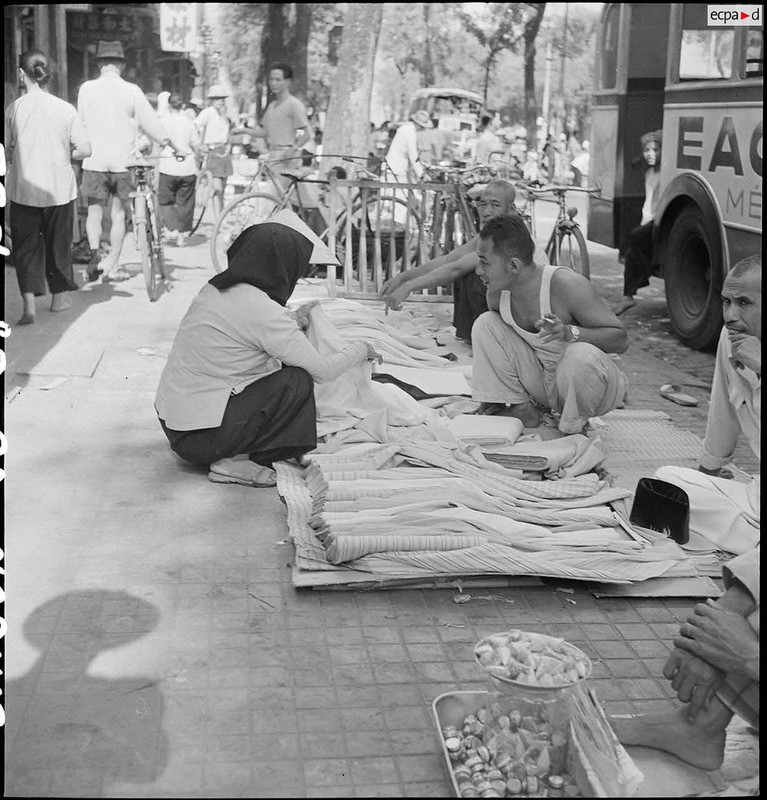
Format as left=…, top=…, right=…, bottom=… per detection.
left=208, top=210, right=338, bottom=306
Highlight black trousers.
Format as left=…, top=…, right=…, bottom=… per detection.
left=623, top=222, right=656, bottom=297
left=160, top=366, right=317, bottom=468
left=10, top=201, right=78, bottom=296
left=453, top=270, right=488, bottom=342
left=158, top=173, right=197, bottom=233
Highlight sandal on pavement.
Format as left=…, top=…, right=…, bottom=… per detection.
left=102, top=269, right=133, bottom=284
left=208, top=457, right=277, bottom=487
left=660, top=383, right=699, bottom=407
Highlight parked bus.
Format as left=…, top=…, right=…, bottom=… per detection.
left=589, top=3, right=762, bottom=349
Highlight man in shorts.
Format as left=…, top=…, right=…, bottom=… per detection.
left=77, top=41, right=176, bottom=282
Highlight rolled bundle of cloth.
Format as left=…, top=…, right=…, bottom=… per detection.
left=348, top=538, right=697, bottom=583
left=324, top=532, right=486, bottom=564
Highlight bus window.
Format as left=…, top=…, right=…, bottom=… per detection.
left=744, top=29, right=763, bottom=78
left=600, top=5, right=619, bottom=89
left=679, top=29, right=734, bottom=79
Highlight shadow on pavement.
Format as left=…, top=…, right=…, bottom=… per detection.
left=5, top=590, right=169, bottom=795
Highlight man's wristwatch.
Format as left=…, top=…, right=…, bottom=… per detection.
left=569, top=325, right=581, bottom=343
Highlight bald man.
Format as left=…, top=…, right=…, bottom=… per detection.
left=654, top=254, right=761, bottom=555
left=380, top=180, right=521, bottom=342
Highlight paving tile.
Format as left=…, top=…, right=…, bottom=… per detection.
left=249, top=666, right=293, bottom=689
left=355, top=785, right=406, bottom=798
left=590, top=679, right=628, bottom=701
left=294, top=686, right=338, bottom=709
left=340, top=706, right=384, bottom=731
left=329, top=645, right=371, bottom=665
left=367, top=643, right=409, bottom=663
left=405, top=781, right=454, bottom=797
left=333, top=664, right=377, bottom=687
left=383, top=705, right=431, bottom=730
left=336, top=686, right=381, bottom=708
left=300, top=731, right=347, bottom=758
left=297, top=708, right=344, bottom=733
left=591, top=639, right=636, bottom=659
left=345, top=729, right=391, bottom=757
left=389, top=728, right=438, bottom=756
left=309, top=787, right=355, bottom=798
left=363, top=627, right=404, bottom=644
left=412, top=662, right=457, bottom=683
left=326, top=627, right=365, bottom=645
left=49, top=769, right=103, bottom=798
left=630, top=639, right=671, bottom=658
left=251, top=732, right=301, bottom=760
left=371, top=660, right=420, bottom=685
left=606, top=659, right=652, bottom=678
left=303, top=758, right=353, bottom=786
left=204, top=732, right=253, bottom=762
left=614, top=622, right=656, bottom=640
left=621, top=678, right=671, bottom=700
left=649, top=622, right=681, bottom=640
left=400, top=627, right=442, bottom=644
left=4, top=767, right=54, bottom=796
left=378, top=685, right=422, bottom=709
left=252, top=710, right=299, bottom=734
left=396, top=753, right=446, bottom=783
left=636, top=605, right=678, bottom=623
left=604, top=607, right=644, bottom=622
left=350, top=756, right=398, bottom=784
left=580, top=622, right=617, bottom=640
left=288, top=627, right=327, bottom=646
left=406, top=643, right=447, bottom=662
left=202, top=761, right=254, bottom=796
left=294, top=663, right=336, bottom=687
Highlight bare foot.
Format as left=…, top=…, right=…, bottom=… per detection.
left=504, top=401, right=541, bottom=428
left=613, top=296, right=636, bottom=316
left=209, top=455, right=277, bottom=487
left=610, top=706, right=728, bottom=770
left=50, top=292, right=73, bottom=312
left=17, top=313, right=36, bottom=325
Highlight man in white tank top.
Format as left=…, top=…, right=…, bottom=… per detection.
left=471, top=214, right=629, bottom=435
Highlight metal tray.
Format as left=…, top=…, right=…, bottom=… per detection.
left=431, top=690, right=601, bottom=797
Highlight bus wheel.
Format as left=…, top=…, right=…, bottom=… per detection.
left=664, top=205, right=723, bottom=351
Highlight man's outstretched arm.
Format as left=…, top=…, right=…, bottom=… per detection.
left=384, top=253, right=479, bottom=311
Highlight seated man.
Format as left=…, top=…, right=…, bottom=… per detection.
left=654, top=255, right=760, bottom=555
left=380, top=179, right=518, bottom=342
left=612, top=544, right=759, bottom=771
left=471, top=214, right=629, bottom=434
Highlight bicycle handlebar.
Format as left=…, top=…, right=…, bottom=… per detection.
left=518, top=181, right=601, bottom=197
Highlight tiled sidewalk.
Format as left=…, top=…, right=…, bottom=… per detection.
left=5, top=236, right=750, bottom=798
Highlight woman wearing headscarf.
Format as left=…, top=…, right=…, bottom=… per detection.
left=5, top=49, right=92, bottom=324
left=155, top=212, right=381, bottom=487
left=614, top=129, right=663, bottom=315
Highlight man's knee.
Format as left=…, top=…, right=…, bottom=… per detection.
left=558, top=342, right=604, bottom=373
left=471, top=310, right=503, bottom=342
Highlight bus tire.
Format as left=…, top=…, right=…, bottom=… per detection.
left=663, top=204, right=723, bottom=351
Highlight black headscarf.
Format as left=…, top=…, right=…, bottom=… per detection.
left=208, top=222, right=313, bottom=306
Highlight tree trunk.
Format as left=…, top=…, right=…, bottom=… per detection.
left=257, top=3, right=290, bottom=116
left=321, top=3, right=384, bottom=176
left=483, top=54, right=495, bottom=107
left=422, top=4, right=435, bottom=86
left=523, top=6, right=546, bottom=153
left=290, top=3, right=312, bottom=101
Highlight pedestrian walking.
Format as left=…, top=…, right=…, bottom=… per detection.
left=77, top=40, right=176, bottom=283
left=194, top=84, right=234, bottom=218
left=5, top=49, right=92, bottom=325
left=158, top=93, right=200, bottom=247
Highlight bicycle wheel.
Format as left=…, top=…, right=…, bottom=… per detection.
left=547, top=224, right=590, bottom=279
left=210, top=192, right=282, bottom=273
left=149, top=196, right=170, bottom=281
left=190, top=169, right=213, bottom=234
left=137, top=219, right=161, bottom=301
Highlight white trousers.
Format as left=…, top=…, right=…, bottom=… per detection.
left=471, top=312, right=629, bottom=434
left=654, top=466, right=760, bottom=556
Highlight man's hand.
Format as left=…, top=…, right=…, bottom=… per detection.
left=380, top=273, right=408, bottom=298
left=675, top=599, right=759, bottom=681
left=536, top=314, right=572, bottom=343
left=294, top=300, right=319, bottom=331
left=728, top=333, right=761, bottom=373
left=364, top=343, right=383, bottom=364
left=662, top=647, right=725, bottom=718
left=383, top=285, right=412, bottom=312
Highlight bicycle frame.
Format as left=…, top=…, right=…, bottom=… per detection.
left=128, top=163, right=167, bottom=300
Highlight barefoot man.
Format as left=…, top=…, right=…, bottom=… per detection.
left=654, top=254, right=760, bottom=555
left=612, top=544, right=759, bottom=770
left=471, top=214, right=629, bottom=434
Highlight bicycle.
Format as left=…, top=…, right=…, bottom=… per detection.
left=189, top=167, right=213, bottom=236
left=127, top=158, right=170, bottom=302
left=515, top=182, right=601, bottom=279
left=210, top=154, right=419, bottom=275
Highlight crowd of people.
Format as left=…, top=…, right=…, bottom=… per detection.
left=4, top=42, right=313, bottom=324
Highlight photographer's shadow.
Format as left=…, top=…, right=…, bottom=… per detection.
left=6, top=590, right=169, bottom=795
